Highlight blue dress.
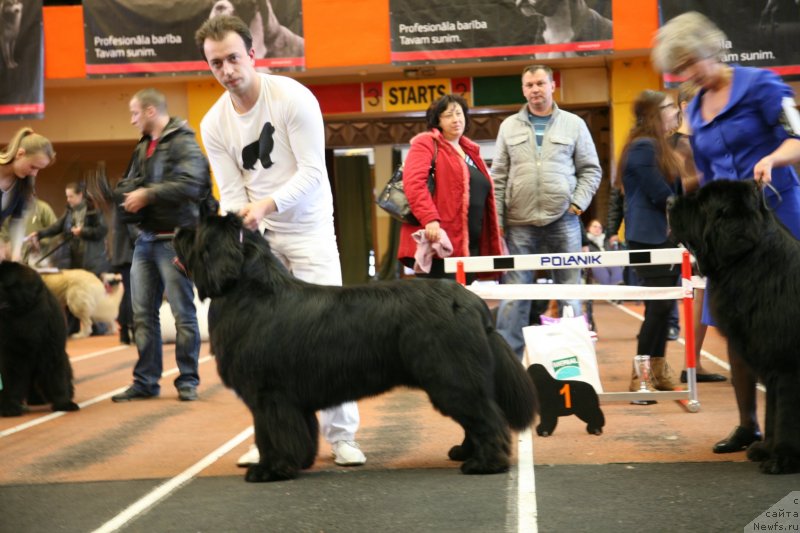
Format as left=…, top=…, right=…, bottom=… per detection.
left=688, top=65, right=800, bottom=324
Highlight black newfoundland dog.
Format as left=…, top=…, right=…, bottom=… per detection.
left=0, top=262, right=79, bottom=416
left=174, top=214, right=537, bottom=482
left=668, top=179, right=800, bottom=474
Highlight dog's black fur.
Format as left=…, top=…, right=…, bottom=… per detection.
left=527, top=364, right=604, bottom=437
left=669, top=179, right=800, bottom=474
left=0, top=262, right=79, bottom=416
left=174, top=214, right=537, bottom=482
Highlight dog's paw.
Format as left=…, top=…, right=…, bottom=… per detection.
left=759, top=455, right=800, bottom=475
left=244, top=463, right=297, bottom=482
left=746, top=441, right=771, bottom=462
left=586, top=426, right=603, bottom=436
left=1, top=403, right=25, bottom=417
left=52, top=401, right=80, bottom=412
left=461, top=457, right=510, bottom=475
left=536, top=424, right=554, bottom=437
left=447, top=444, right=471, bottom=462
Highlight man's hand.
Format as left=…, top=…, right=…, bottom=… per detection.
left=71, top=226, right=82, bottom=237
left=240, top=197, right=277, bottom=231
left=123, top=188, right=150, bottom=213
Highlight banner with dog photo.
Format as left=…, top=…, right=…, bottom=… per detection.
left=658, top=0, right=800, bottom=78
left=390, top=0, right=613, bottom=65
left=0, top=0, right=44, bottom=120
left=82, top=0, right=305, bottom=77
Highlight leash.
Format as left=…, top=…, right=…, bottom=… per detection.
left=757, top=180, right=782, bottom=212
left=30, top=236, right=70, bottom=267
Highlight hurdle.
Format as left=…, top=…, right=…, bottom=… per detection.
left=444, top=248, right=701, bottom=412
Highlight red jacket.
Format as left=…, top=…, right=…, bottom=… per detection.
left=397, top=129, right=503, bottom=271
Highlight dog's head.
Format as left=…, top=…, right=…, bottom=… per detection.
left=668, top=180, right=767, bottom=276
left=0, top=261, right=44, bottom=313
left=174, top=213, right=248, bottom=300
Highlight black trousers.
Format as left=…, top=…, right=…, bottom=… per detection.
left=635, top=272, right=680, bottom=358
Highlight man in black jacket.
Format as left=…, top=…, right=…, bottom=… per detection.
left=112, top=88, right=213, bottom=403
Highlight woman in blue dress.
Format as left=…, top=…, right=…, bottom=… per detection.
left=653, top=11, right=800, bottom=454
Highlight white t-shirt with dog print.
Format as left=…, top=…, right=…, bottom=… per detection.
left=200, top=73, right=333, bottom=235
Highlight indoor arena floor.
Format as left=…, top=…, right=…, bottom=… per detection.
left=1, top=300, right=798, bottom=533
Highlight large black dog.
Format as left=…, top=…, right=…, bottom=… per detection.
left=0, top=262, right=79, bottom=416
left=669, top=179, right=800, bottom=474
left=174, top=214, right=537, bottom=482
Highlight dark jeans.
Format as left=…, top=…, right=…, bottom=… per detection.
left=130, top=233, right=200, bottom=395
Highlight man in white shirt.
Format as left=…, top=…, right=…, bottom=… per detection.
left=195, top=15, right=365, bottom=468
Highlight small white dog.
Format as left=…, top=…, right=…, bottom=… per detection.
left=41, top=270, right=124, bottom=339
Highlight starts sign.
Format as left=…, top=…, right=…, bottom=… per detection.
left=370, top=78, right=473, bottom=113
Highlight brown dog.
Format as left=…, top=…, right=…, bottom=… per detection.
left=41, top=269, right=123, bottom=339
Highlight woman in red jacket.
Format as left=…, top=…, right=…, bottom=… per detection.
left=398, top=94, right=503, bottom=280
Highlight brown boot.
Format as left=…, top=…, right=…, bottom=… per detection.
left=651, top=357, right=680, bottom=391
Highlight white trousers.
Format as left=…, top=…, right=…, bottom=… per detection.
left=264, top=228, right=361, bottom=443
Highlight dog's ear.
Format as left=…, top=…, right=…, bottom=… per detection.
left=189, top=214, right=246, bottom=299
left=700, top=182, right=763, bottom=271
left=0, top=263, right=44, bottom=311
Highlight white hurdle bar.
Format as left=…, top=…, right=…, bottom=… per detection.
left=444, top=248, right=701, bottom=412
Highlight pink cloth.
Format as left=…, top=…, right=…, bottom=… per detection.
left=411, top=229, right=453, bottom=274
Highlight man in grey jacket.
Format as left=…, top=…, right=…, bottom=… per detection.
left=492, top=65, right=601, bottom=360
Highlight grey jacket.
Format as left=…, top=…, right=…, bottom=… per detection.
left=492, top=103, right=601, bottom=228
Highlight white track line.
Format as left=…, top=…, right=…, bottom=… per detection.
left=70, top=345, right=130, bottom=363
left=516, top=428, right=537, bottom=533
left=0, top=355, right=214, bottom=439
left=91, top=426, right=254, bottom=533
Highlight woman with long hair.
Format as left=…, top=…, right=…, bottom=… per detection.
left=0, top=127, right=56, bottom=261
left=616, top=89, right=683, bottom=399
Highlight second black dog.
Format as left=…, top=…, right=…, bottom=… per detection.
left=0, top=262, right=79, bottom=417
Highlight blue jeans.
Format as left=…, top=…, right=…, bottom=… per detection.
left=496, top=213, right=583, bottom=360
left=130, top=233, right=200, bottom=395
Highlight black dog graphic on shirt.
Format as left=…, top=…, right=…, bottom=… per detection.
left=242, top=122, right=275, bottom=170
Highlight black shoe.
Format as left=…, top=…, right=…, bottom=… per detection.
left=713, top=426, right=762, bottom=454
left=680, top=370, right=728, bottom=383
left=112, top=386, right=156, bottom=403
left=667, top=326, right=680, bottom=341
left=177, top=386, right=198, bottom=402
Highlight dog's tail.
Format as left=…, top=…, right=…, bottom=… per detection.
left=489, top=330, right=538, bottom=430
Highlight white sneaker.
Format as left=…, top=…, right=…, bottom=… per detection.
left=236, top=444, right=259, bottom=467
left=331, top=440, right=366, bottom=466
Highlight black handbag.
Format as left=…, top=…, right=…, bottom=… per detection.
left=376, top=143, right=437, bottom=225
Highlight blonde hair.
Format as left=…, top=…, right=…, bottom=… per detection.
left=677, top=81, right=700, bottom=106
left=651, top=11, right=728, bottom=73
left=0, top=127, right=56, bottom=166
